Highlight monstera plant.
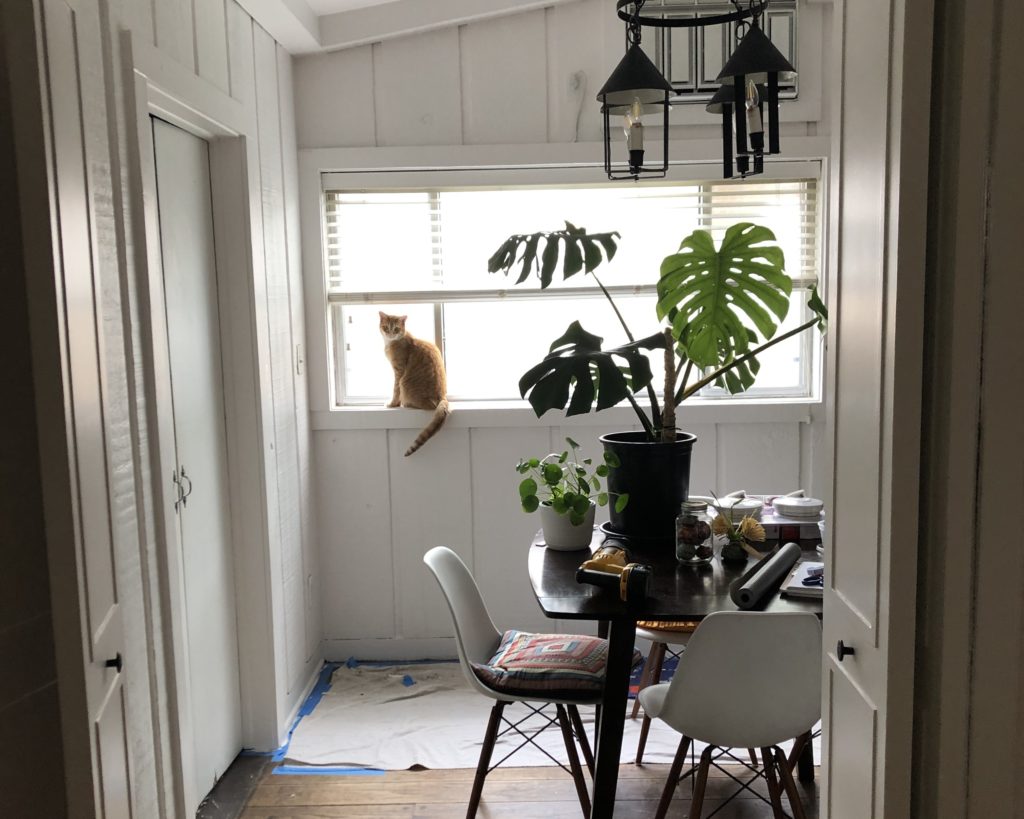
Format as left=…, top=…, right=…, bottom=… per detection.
left=488, top=221, right=827, bottom=442
left=488, top=221, right=827, bottom=546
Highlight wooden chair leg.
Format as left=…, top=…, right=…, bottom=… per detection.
left=466, top=701, right=505, bottom=819
left=787, top=730, right=810, bottom=771
left=760, top=746, right=786, bottom=818
left=653, top=735, right=691, bottom=819
left=635, top=713, right=653, bottom=765
left=688, top=745, right=713, bottom=819
left=775, top=746, right=809, bottom=819
left=567, top=705, right=595, bottom=776
left=557, top=705, right=592, bottom=819
left=631, top=643, right=659, bottom=719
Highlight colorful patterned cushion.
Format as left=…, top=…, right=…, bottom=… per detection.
left=472, top=630, right=640, bottom=700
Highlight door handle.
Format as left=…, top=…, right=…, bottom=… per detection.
left=179, top=466, right=193, bottom=508
left=104, top=653, right=123, bottom=674
left=836, top=640, right=855, bottom=661
left=173, top=469, right=184, bottom=511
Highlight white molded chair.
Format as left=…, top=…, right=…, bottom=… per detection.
left=423, top=546, right=599, bottom=819
left=638, top=611, right=822, bottom=819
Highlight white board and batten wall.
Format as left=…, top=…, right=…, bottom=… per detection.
left=3, top=0, right=319, bottom=815
left=293, top=0, right=836, bottom=660
left=114, top=0, right=321, bottom=785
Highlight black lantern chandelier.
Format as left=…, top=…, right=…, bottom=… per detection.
left=599, top=0, right=797, bottom=180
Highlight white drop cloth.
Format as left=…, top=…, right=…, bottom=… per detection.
left=284, top=663, right=820, bottom=771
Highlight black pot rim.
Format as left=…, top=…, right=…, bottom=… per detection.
left=599, top=430, right=698, bottom=447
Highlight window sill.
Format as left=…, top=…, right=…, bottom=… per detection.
left=310, top=398, right=820, bottom=432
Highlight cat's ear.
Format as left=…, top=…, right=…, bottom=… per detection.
left=399, top=315, right=408, bottom=323
left=378, top=311, right=386, bottom=320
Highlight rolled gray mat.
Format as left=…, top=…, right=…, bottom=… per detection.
left=729, top=541, right=803, bottom=610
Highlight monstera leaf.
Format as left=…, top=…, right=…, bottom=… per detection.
left=518, top=321, right=661, bottom=417
left=656, top=223, right=791, bottom=369
left=488, top=222, right=620, bottom=289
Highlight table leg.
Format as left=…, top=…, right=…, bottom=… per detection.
left=797, top=734, right=815, bottom=782
left=591, top=619, right=636, bottom=819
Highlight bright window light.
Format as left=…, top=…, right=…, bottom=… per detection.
left=323, top=177, right=820, bottom=406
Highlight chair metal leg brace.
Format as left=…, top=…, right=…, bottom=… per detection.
left=466, top=700, right=594, bottom=819
left=653, top=742, right=809, bottom=819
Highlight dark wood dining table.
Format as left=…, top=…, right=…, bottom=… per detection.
left=527, top=528, right=823, bottom=819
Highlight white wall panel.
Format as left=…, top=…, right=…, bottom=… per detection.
left=717, top=420, right=801, bottom=495
left=226, top=0, right=256, bottom=106
left=459, top=10, right=547, bottom=145
left=469, top=426, right=551, bottom=634
left=194, top=0, right=231, bottom=93
left=388, top=426, right=474, bottom=640
left=544, top=0, right=607, bottom=144
left=318, top=416, right=811, bottom=658
left=372, top=28, right=463, bottom=147
left=293, top=45, right=376, bottom=148
left=254, top=24, right=312, bottom=701
left=685, top=422, right=718, bottom=496
left=153, top=0, right=195, bottom=69
left=278, top=42, right=320, bottom=665
left=315, top=430, right=395, bottom=640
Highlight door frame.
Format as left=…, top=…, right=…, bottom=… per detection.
left=121, top=30, right=282, bottom=813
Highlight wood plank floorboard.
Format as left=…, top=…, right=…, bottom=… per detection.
left=239, top=763, right=819, bottom=819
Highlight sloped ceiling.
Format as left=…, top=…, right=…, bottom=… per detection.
left=242, top=0, right=580, bottom=54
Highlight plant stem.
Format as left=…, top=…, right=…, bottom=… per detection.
left=674, top=360, right=694, bottom=407
left=593, top=272, right=663, bottom=428
left=681, top=317, right=820, bottom=400
left=624, top=392, right=657, bottom=439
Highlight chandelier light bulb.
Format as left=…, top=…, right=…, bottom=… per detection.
left=623, top=97, right=645, bottom=152
left=745, top=79, right=765, bottom=153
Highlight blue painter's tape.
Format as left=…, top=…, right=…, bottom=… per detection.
left=401, top=674, right=415, bottom=687
left=273, top=765, right=385, bottom=776
left=345, top=656, right=359, bottom=668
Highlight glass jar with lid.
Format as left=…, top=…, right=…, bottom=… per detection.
left=675, top=500, right=715, bottom=565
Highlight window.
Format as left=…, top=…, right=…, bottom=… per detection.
left=322, top=173, right=820, bottom=407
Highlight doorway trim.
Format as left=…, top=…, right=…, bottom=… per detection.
left=121, top=30, right=282, bottom=814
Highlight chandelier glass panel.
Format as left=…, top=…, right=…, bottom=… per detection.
left=597, top=0, right=797, bottom=180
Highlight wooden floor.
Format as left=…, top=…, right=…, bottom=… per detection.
left=236, top=761, right=820, bottom=819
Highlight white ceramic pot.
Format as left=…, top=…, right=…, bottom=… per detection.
left=540, top=502, right=596, bottom=551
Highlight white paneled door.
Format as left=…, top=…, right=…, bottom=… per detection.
left=821, top=0, right=930, bottom=815
left=152, top=118, right=242, bottom=809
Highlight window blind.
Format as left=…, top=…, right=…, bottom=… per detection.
left=323, top=178, right=819, bottom=301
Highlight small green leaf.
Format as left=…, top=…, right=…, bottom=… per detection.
left=573, top=496, right=590, bottom=515
left=558, top=450, right=568, bottom=463
left=808, top=284, right=829, bottom=332
left=521, top=495, right=539, bottom=513
left=597, top=492, right=609, bottom=506
left=566, top=436, right=580, bottom=449
left=569, top=510, right=585, bottom=526
left=614, top=493, right=630, bottom=513
left=604, top=451, right=621, bottom=468
left=595, top=464, right=609, bottom=478
left=543, top=463, right=563, bottom=485
left=552, top=496, right=568, bottom=514
left=518, top=478, right=537, bottom=498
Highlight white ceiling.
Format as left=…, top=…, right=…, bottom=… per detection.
left=305, top=0, right=401, bottom=14
left=241, top=0, right=578, bottom=54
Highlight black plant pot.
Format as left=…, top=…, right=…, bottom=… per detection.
left=599, top=430, right=697, bottom=548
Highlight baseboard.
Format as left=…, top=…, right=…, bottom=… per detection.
left=323, top=637, right=458, bottom=662
left=278, top=660, right=325, bottom=748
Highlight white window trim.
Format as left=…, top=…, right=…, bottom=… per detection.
left=298, top=140, right=831, bottom=418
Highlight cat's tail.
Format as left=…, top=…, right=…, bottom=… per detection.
left=405, top=399, right=451, bottom=456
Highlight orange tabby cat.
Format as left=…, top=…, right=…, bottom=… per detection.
left=379, top=312, right=450, bottom=456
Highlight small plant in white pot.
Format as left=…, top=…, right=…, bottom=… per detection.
left=516, top=437, right=628, bottom=551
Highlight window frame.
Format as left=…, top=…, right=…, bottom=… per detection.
left=319, top=159, right=824, bottom=410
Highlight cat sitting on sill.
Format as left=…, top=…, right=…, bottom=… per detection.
left=379, top=311, right=451, bottom=456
